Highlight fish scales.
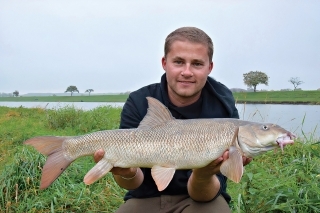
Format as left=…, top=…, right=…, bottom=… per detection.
left=63, top=119, right=240, bottom=169
left=24, top=97, right=295, bottom=191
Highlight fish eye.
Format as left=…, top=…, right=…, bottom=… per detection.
left=262, top=125, right=269, bottom=130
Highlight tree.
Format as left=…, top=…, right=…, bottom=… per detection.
left=288, top=77, right=303, bottom=90
left=65, top=86, right=79, bottom=96
left=85, top=89, right=94, bottom=96
left=13, top=90, right=19, bottom=97
left=243, top=71, right=269, bottom=92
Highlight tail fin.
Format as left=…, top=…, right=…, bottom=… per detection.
left=24, top=136, right=73, bottom=189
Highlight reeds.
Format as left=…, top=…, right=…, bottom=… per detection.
left=228, top=140, right=320, bottom=212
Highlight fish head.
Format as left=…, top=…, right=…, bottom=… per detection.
left=238, top=123, right=295, bottom=157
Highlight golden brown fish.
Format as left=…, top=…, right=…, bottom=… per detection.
left=24, top=97, right=295, bottom=191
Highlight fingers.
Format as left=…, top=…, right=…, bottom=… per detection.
left=212, top=156, right=223, bottom=166
left=110, top=167, right=137, bottom=177
left=222, top=150, right=229, bottom=161
left=243, top=156, right=253, bottom=166
left=222, top=150, right=252, bottom=166
left=93, top=149, right=105, bottom=163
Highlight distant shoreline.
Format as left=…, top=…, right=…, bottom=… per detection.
left=1, top=91, right=320, bottom=105
left=235, top=101, right=320, bottom=105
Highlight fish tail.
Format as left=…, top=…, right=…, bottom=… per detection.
left=24, top=136, right=73, bottom=189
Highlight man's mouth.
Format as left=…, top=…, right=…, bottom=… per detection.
left=178, top=80, right=195, bottom=84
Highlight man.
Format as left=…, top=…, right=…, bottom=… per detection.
left=94, top=27, right=251, bottom=213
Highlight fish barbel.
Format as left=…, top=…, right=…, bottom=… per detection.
left=24, top=97, right=295, bottom=191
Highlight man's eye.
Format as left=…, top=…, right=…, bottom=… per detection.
left=193, top=63, right=202, bottom=66
left=175, top=61, right=183, bottom=64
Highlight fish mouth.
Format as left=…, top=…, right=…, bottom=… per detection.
left=276, top=132, right=296, bottom=152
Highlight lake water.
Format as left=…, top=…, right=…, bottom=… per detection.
left=1, top=101, right=319, bottom=139
left=0, top=101, right=125, bottom=109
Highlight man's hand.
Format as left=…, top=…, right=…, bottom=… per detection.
left=242, top=155, right=253, bottom=166
left=192, top=151, right=227, bottom=178
left=93, top=149, right=137, bottom=177
left=188, top=150, right=253, bottom=202
left=93, top=149, right=143, bottom=190
left=93, top=149, right=104, bottom=163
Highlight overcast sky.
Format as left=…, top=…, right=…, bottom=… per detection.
left=1, top=0, right=319, bottom=94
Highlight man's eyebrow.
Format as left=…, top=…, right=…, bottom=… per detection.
left=192, top=59, right=205, bottom=63
left=172, top=56, right=184, bottom=61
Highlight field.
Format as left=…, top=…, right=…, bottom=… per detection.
left=0, top=105, right=320, bottom=212
left=1, top=90, right=320, bottom=104
left=233, top=90, right=320, bottom=105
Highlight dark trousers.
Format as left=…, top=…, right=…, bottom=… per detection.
left=115, top=195, right=231, bottom=213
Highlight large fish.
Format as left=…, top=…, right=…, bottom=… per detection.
left=24, top=97, right=295, bottom=191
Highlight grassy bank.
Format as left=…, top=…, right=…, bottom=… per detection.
left=1, top=90, right=320, bottom=104
left=0, top=106, right=319, bottom=212
left=233, top=90, right=320, bottom=105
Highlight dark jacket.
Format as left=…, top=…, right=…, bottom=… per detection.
left=119, top=74, right=239, bottom=202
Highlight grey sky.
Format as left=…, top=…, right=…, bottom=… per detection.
left=1, top=0, right=319, bottom=94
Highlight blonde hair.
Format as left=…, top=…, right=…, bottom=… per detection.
left=164, top=27, right=214, bottom=61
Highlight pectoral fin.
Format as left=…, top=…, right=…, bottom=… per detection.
left=220, top=145, right=243, bottom=183
left=151, top=165, right=176, bottom=191
left=83, top=158, right=113, bottom=185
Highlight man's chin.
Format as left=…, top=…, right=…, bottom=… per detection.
left=175, top=90, right=199, bottom=98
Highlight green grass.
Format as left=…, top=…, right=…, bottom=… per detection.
left=0, top=106, right=319, bottom=212
left=0, top=105, right=124, bottom=212
left=228, top=141, right=320, bottom=212
left=233, top=90, right=320, bottom=105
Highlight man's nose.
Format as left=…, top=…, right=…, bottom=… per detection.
left=181, top=65, right=193, bottom=77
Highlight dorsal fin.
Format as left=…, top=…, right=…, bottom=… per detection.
left=138, top=97, right=174, bottom=129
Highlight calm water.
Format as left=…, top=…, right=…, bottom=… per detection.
left=236, top=103, right=320, bottom=139
left=0, top=101, right=125, bottom=109
left=1, top=101, right=319, bottom=139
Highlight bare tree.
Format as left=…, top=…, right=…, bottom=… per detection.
left=65, top=86, right=79, bottom=96
left=288, top=77, right=303, bottom=90
left=243, top=71, right=269, bottom=92
left=85, top=89, right=94, bottom=96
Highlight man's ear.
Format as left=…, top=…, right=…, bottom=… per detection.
left=161, top=57, right=167, bottom=71
left=208, top=62, right=214, bottom=74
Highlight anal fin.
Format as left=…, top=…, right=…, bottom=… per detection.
left=151, top=165, right=176, bottom=191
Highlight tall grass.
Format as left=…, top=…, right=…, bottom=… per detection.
left=45, top=105, right=121, bottom=133
left=0, top=105, right=124, bottom=212
left=0, top=106, right=319, bottom=212
left=1, top=147, right=126, bottom=212
left=228, top=140, right=320, bottom=212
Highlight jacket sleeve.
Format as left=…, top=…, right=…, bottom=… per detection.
left=231, top=107, right=240, bottom=119
left=119, top=95, right=143, bottom=129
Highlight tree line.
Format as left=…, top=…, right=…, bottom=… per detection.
left=64, top=86, right=94, bottom=96
left=7, top=73, right=306, bottom=97
left=243, top=71, right=304, bottom=92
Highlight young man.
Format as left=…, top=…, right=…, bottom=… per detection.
left=94, top=27, right=251, bottom=213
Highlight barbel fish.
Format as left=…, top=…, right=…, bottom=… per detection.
left=24, top=97, right=295, bottom=191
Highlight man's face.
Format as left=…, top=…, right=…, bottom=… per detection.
left=162, top=40, right=213, bottom=104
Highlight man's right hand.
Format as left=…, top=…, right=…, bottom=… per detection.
left=93, top=149, right=140, bottom=180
